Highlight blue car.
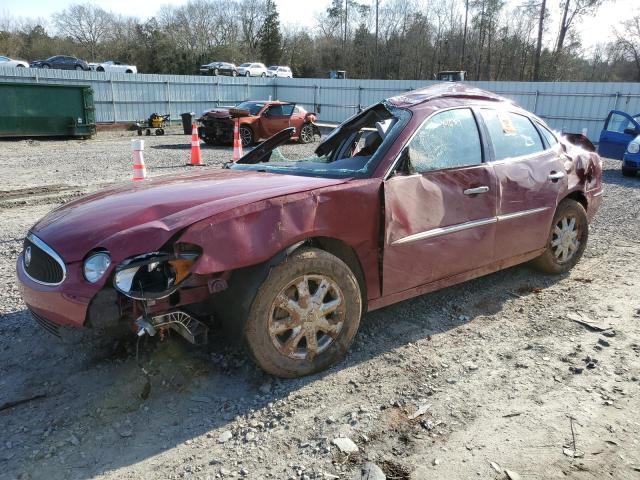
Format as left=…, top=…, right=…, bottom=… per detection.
left=622, top=136, right=640, bottom=177
left=598, top=110, right=640, bottom=160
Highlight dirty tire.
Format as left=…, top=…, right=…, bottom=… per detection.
left=244, top=247, right=362, bottom=378
left=532, top=198, right=589, bottom=275
left=239, top=125, right=254, bottom=147
left=299, top=123, right=315, bottom=144
left=622, top=167, right=636, bottom=177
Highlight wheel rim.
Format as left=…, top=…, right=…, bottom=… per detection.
left=268, top=274, right=345, bottom=360
left=301, top=125, right=313, bottom=143
left=240, top=127, right=252, bottom=146
left=551, top=215, right=580, bottom=263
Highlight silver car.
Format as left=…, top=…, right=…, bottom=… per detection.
left=238, top=62, right=268, bottom=77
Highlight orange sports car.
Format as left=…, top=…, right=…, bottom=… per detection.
left=198, top=100, right=320, bottom=146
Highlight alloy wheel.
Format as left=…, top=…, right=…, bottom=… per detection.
left=551, top=215, right=580, bottom=263
left=268, top=274, right=345, bottom=360
left=300, top=124, right=314, bottom=143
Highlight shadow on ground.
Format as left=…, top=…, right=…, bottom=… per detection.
left=0, top=260, right=564, bottom=479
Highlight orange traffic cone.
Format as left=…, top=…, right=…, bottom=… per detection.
left=233, top=119, right=243, bottom=162
left=131, top=139, right=146, bottom=181
left=190, top=122, right=203, bottom=166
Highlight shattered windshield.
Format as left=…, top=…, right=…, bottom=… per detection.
left=235, top=101, right=265, bottom=116
left=231, top=102, right=410, bottom=179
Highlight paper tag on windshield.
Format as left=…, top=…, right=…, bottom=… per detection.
left=498, top=113, right=516, bottom=135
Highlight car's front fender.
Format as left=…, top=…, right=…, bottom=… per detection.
left=177, top=179, right=383, bottom=300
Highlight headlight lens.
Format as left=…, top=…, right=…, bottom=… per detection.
left=83, top=252, right=111, bottom=283
left=628, top=142, right=639, bottom=154
left=113, top=251, right=198, bottom=300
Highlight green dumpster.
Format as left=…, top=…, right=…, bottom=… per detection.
left=0, top=82, right=96, bottom=138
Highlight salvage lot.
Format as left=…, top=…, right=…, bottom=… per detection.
left=0, top=130, right=639, bottom=480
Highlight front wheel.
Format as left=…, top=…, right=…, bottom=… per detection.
left=75, top=65, right=83, bottom=71
left=213, top=68, right=219, bottom=75
left=244, top=247, right=362, bottom=378
left=232, top=70, right=237, bottom=77
left=261, top=72, right=266, bottom=77
left=532, top=199, right=588, bottom=274
left=42, top=64, right=50, bottom=69
left=622, top=167, right=637, bottom=177
left=239, top=125, right=253, bottom=147
left=299, top=123, right=315, bottom=144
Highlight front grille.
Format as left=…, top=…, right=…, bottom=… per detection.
left=30, top=309, right=61, bottom=338
left=23, top=235, right=65, bottom=285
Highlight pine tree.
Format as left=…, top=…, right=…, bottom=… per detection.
left=259, top=0, right=282, bottom=66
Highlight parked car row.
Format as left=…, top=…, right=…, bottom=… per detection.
left=200, top=61, right=293, bottom=78
left=0, top=54, right=136, bottom=73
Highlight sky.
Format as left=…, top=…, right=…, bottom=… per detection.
left=1, top=0, right=633, bottom=52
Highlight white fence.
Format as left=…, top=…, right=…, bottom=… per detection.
left=1, top=68, right=639, bottom=142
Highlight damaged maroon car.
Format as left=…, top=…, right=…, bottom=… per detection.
left=17, top=84, right=603, bottom=378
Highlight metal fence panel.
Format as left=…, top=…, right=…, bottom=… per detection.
left=1, top=69, right=639, bottom=141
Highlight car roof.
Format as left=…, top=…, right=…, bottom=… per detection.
left=388, top=82, right=512, bottom=108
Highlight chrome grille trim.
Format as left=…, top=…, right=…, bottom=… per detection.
left=23, top=233, right=67, bottom=286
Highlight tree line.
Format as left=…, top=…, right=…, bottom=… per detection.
left=0, top=0, right=638, bottom=81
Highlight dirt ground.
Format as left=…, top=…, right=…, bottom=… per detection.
left=0, top=129, right=639, bottom=480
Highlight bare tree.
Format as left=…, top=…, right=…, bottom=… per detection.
left=614, top=15, right=640, bottom=81
left=533, top=0, right=546, bottom=80
left=555, top=0, right=604, bottom=53
left=53, top=4, right=113, bottom=60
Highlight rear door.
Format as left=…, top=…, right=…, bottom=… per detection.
left=382, top=108, right=498, bottom=295
left=479, top=109, right=566, bottom=260
left=598, top=110, right=640, bottom=160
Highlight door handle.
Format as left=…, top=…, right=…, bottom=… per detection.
left=548, top=171, right=565, bottom=181
left=463, top=186, right=490, bottom=195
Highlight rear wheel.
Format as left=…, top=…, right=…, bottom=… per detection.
left=232, top=70, right=238, bottom=77
left=239, top=125, right=254, bottom=146
left=75, top=65, right=83, bottom=71
left=213, top=68, right=219, bottom=75
left=532, top=199, right=588, bottom=274
left=622, top=167, right=637, bottom=177
left=42, top=64, right=50, bottom=69
left=244, top=247, right=362, bottom=378
left=299, top=123, right=315, bottom=144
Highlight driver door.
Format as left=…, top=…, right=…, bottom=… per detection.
left=383, top=108, right=498, bottom=295
left=598, top=110, right=640, bottom=160
left=260, top=104, right=294, bottom=138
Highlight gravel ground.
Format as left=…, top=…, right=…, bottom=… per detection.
left=0, top=131, right=639, bottom=480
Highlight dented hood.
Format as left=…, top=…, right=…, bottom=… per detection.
left=31, top=169, right=347, bottom=263
left=201, top=108, right=232, bottom=119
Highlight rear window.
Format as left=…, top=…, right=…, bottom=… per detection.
left=481, top=110, right=544, bottom=160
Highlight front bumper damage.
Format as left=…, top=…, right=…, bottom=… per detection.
left=17, top=250, right=228, bottom=346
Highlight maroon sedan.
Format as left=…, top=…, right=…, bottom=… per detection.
left=17, top=84, right=603, bottom=378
